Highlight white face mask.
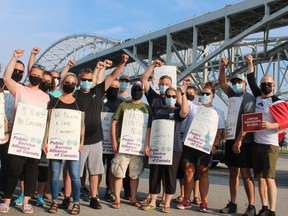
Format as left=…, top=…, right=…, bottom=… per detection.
left=54, top=77, right=60, bottom=87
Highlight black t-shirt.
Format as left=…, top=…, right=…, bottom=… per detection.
left=74, top=82, right=106, bottom=145
left=48, top=97, right=84, bottom=111
left=146, top=87, right=165, bottom=114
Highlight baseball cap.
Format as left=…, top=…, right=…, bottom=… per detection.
left=119, top=74, right=130, bottom=82
left=230, top=74, right=246, bottom=82
left=131, top=81, right=144, bottom=91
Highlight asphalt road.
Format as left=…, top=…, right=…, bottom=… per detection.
left=5, top=155, right=288, bottom=216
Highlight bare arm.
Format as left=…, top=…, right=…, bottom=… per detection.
left=92, top=61, right=105, bottom=86
left=42, top=109, right=52, bottom=154
left=111, top=119, right=118, bottom=153
left=218, top=58, right=229, bottom=95
left=211, top=128, right=224, bottom=155
left=3, top=50, right=25, bottom=95
left=28, top=47, right=41, bottom=74
left=60, top=60, right=75, bottom=79
left=144, top=127, right=151, bottom=156
left=96, top=59, right=113, bottom=85
left=104, top=54, right=129, bottom=91
left=140, top=60, right=163, bottom=93
left=178, top=86, right=189, bottom=118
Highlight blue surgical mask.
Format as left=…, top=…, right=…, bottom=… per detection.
left=120, top=82, right=128, bottom=91
left=201, top=94, right=211, bottom=105
left=165, top=97, right=176, bottom=107
left=159, top=85, right=168, bottom=95
left=80, top=80, right=92, bottom=91
left=232, top=83, right=243, bottom=94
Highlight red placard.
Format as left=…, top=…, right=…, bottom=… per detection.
left=242, top=112, right=263, bottom=132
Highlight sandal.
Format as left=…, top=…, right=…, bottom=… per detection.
left=140, top=197, right=151, bottom=205
left=59, top=197, right=70, bottom=209
left=111, top=202, right=121, bottom=209
left=22, top=204, right=33, bottom=214
left=70, top=204, right=80, bottom=215
left=0, top=203, right=9, bottom=213
left=192, top=197, right=201, bottom=205
left=161, top=207, right=172, bottom=213
left=48, top=202, right=59, bottom=214
left=142, top=204, right=157, bottom=211
left=173, top=195, right=184, bottom=203
left=131, top=201, right=142, bottom=208
left=158, top=200, right=165, bottom=208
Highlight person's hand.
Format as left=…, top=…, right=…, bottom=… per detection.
left=177, top=85, right=186, bottom=94
left=183, top=77, right=192, bottom=86
left=220, top=58, right=229, bottom=69
left=211, top=145, right=217, bottom=155
left=153, top=59, right=163, bottom=67
left=68, top=60, right=75, bottom=67
left=13, top=49, right=24, bottom=58
left=79, top=144, right=83, bottom=152
left=232, top=140, right=242, bottom=154
left=104, top=59, right=113, bottom=68
left=145, top=145, right=150, bottom=156
left=245, top=55, right=254, bottom=74
left=112, top=141, right=118, bottom=153
left=31, top=47, right=41, bottom=55
left=121, top=54, right=129, bottom=63
left=259, top=121, right=277, bottom=130
left=42, top=143, right=48, bottom=154
left=96, top=61, right=105, bottom=69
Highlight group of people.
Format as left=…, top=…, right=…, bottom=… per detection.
left=0, top=47, right=284, bottom=216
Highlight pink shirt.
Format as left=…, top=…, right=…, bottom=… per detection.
left=13, top=83, right=50, bottom=109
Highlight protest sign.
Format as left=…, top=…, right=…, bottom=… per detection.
left=226, top=97, right=243, bottom=140
left=242, top=112, right=263, bottom=132
left=101, top=112, right=114, bottom=154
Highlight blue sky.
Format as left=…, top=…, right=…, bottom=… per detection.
left=0, top=0, right=244, bottom=70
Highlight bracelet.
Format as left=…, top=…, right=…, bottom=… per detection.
left=181, top=92, right=185, bottom=96
left=213, top=144, right=219, bottom=149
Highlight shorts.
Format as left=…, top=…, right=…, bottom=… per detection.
left=252, top=142, right=279, bottom=179
left=80, top=142, right=105, bottom=176
left=225, top=140, right=253, bottom=168
left=181, top=145, right=212, bottom=166
left=111, top=153, right=144, bottom=179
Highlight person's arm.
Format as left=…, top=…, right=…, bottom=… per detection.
left=245, top=55, right=262, bottom=97
left=232, top=129, right=247, bottom=154
left=144, top=127, right=151, bottom=156
left=3, top=50, right=24, bottom=95
left=60, top=60, right=75, bottom=79
left=79, top=112, right=85, bottom=152
left=42, top=109, right=52, bottom=154
left=104, top=54, right=129, bottom=91
left=178, top=86, right=189, bottom=118
left=95, top=59, right=113, bottom=85
left=140, top=60, right=163, bottom=93
left=92, top=61, right=104, bottom=86
left=218, top=58, right=230, bottom=95
left=111, top=119, right=118, bottom=153
left=28, top=47, right=41, bottom=74
left=211, top=128, right=224, bottom=155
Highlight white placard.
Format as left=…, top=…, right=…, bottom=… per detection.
left=0, top=93, right=5, bottom=140
left=226, top=97, right=243, bottom=140
left=119, top=110, right=149, bottom=156
left=148, top=119, right=174, bottom=165
left=47, top=109, right=81, bottom=160
left=3, top=90, right=15, bottom=130
left=101, top=112, right=114, bottom=154
left=154, top=66, right=177, bottom=92
left=184, top=107, right=219, bottom=154
left=8, top=102, right=48, bottom=159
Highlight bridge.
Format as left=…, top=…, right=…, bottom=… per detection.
left=36, top=0, right=288, bottom=99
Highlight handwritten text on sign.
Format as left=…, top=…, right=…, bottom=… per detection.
left=101, top=112, right=114, bottom=154
left=226, top=97, right=243, bottom=140
left=8, top=102, right=47, bottom=159
left=119, top=110, right=148, bottom=156
left=184, top=107, right=219, bottom=154
left=242, top=112, right=263, bottom=132
left=47, top=109, right=81, bottom=160
left=149, top=119, right=174, bottom=165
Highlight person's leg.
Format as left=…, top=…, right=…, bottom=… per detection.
left=183, top=162, right=195, bottom=200
left=129, top=178, right=139, bottom=203
left=0, top=143, right=10, bottom=194
left=266, top=178, right=277, bottom=212
left=197, top=165, right=209, bottom=203
left=240, top=168, right=255, bottom=206
left=50, top=160, right=62, bottom=202
left=113, top=177, right=122, bottom=204
left=67, top=160, right=81, bottom=204
left=228, top=166, right=240, bottom=204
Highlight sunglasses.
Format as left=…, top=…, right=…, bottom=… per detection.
left=81, top=78, right=93, bottom=82
left=53, top=76, right=61, bottom=80
left=166, top=95, right=176, bottom=99
left=200, top=92, right=211, bottom=96
left=64, top=81, right=76, bottom=86
left=261, top=82, right=273, bottom=87
left=32, top=63, right=46, bottom=70
left=13, top=69, right=24, bottom=74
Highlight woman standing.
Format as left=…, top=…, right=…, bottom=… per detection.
left=43, top=73, right=85, bottom=215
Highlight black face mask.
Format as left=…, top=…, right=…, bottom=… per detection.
left=260, top=84, right=273, bottom=95
left=106, top=87, right=119, bottom=101
left=11, top=71, right=23, bottom=82
left=131, top=89, right=143, bottom=100
left=29, top=75, right=42, bottom=86
left=39, top=81, right=52, bottom=92
left=62, top=83, right=75, bottom=94
left=186, top=94, right=195, bottom=101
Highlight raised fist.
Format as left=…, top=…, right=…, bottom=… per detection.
left=96, top=61, right=105, bottom=69
left=245, top=55, right=253, bottom=65
left=153, top=59, right=163, bottom=67
left=104, top=59, right=113, bottom=68
left=183, top=77, right=192, bottom=86
left=13, top=49, right=24, bottom=58
left=31, top=47, right=41, bottom=55
left=68, top=60, right=75, bottom=67
left=121, top=54, right=129, bottom=63
left=220, top=58, right=229, bottom=68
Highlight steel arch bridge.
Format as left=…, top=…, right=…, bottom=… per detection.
left=36, top=0, right=288, bottom=100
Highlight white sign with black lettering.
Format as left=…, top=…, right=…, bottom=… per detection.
left=101, top=112, right=114, bottom=154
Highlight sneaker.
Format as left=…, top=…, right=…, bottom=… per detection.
left=220, top=201, right=237, bottom=214
left=90, top=197, right=102, bottom=209
left=80, top=187, right=90, bottom=197
left=36, top=194, right=46, bottom=207
left=243, top=205, right=256, bottom=216
left=13, top=194, right=24, bottom=206
left=257, top=208, right=270, bottom=216
left=177, top=198, right=192, bottom=210
left=200, top=201, right=208, bottom=213
left=22, top=204, right=33, bottom=214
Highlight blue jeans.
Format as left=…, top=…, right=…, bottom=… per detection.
left=50, top=157, right=81, bottom=203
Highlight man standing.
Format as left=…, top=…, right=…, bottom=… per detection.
left=75, top=54, right=129, bottom=210
left=218, top=58, right=256, bottom=216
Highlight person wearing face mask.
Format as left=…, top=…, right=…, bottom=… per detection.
left=110, top=81, right=152, bottom=209
left=246, top=55, right=286, bottom=216
left=117, top=74, right=131, bottom=102
left=0, top=50, right=50, bottom=214
left=142, top=86, right=188, bottom=213
left=218, top=58, right=256, bottom=216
